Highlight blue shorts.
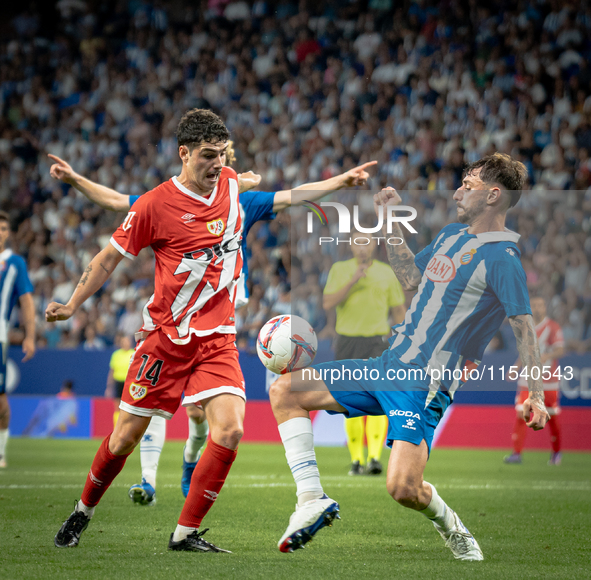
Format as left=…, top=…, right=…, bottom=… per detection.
left=0, top=343, right=7, bottom=395
left=311, top=351, right=451, bottom=453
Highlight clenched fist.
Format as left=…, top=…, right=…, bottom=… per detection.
left=373, top=186, right=402, bottom=218
left=46, top=302, right=75, bottom=322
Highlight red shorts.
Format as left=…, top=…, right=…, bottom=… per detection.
left=120, top=330, right=245, bottom=419
left=515, top=389, right=560, bottom=415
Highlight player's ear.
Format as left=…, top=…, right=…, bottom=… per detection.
left=179, top=145, right=190, bottom=164
left=487, top=187, right=502, bottom=205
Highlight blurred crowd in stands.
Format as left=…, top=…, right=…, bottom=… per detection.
left=1, top=0, right=591, bottom=352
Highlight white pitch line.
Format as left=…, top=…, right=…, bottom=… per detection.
left=1, top=482, right=590, bottom=491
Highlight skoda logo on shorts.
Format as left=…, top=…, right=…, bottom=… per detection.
left=389, top=410, right=421, bottom=419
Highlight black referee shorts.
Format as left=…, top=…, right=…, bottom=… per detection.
left=334, top=334, right=388, bottom=361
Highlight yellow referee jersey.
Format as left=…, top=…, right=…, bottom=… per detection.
left=109, top=348, right=135, bottom=382
left=324, top=259, right=405, bottom=337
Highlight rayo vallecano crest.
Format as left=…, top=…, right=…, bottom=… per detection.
left=207, top=219, right=225, bottom=236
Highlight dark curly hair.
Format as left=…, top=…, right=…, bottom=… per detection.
left=176, top=109, right=230, bottom=151
left=463, top=153, right=528, bottom=208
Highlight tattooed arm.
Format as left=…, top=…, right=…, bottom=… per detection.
left=508, top=314, right=550, bottom=430
left=45, top=244, right=124, bottom=322
left=373, top=187, right=422, bottom=291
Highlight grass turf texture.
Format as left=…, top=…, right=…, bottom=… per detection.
left=1, top=440, right=590, bottom=580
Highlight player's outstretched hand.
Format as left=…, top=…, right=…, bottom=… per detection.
left=373, top=186, right=402, bottom=217
left=237, top=171, right=262, bottom=193
left=45, top=302, right=74, bottom=322
left=48, top=154, right=77, bottom=184
left=522, top=397, right=550, bottom=431
left=22, top=336, right=35, bottom=362
left=342, top=161, right=378, bottom=187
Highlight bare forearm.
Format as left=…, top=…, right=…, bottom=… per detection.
left=20, top=294, right=36, bottom=340
left=67, top=248, right=120, bottom=312
left=384, top=223, right=422, bottom=291
left=509, top=315, right=544, bottom=406
left=67, top=174, right=130, bottom=211
left=273, top=176, right=346, bottom=211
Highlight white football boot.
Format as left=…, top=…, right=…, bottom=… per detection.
left=278, top=494, right=340, bottom=552
left=433, top=509, right=484, bottom=561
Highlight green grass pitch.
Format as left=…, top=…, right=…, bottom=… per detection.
left=1, top=439, right=590, bottom=580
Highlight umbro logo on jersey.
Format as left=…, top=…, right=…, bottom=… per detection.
left=181, top=213, right=196, bottom=223
left=204, top=490, right=219, bottom=501
left=207, top=219, right=225, bottom=236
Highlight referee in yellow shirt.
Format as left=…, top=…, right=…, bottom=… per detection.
left=105, top=333, right=135, bottom=427
left=323, top=232, right=406, bottom=475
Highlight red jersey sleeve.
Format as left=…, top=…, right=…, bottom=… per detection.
left=110, top=194, right=155, bottom=259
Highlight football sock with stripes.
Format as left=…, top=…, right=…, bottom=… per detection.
left=344, top=416, right=365, bottom=465
left=80, top=434, right=131, bottom=508
left=140, top=415, right=166, bottom=489
left=366, top=415, right=388, bottom=461
left=184, top=416, right=209, bottom=463
left=177, top=439, right=237, bottom=530
left=420, top=482, right=455, bottom=531
left=278, top=416, right=324, bottom=506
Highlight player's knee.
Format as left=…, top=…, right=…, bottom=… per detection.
left=109, top=429, right=142, bottom=455
left=269, top=375, right=291, bottom=409
left=212, top=425, right=243, bottom=449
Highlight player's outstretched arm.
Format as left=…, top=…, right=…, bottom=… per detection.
left=374, top=187, right=422, bottom=291
left=272, top=161, right=378, bottom=211
left=48, top=154, right=131, bottom=212
left=509, top=314, right=550, bottom=430
left=45, top=244, right=124, bottom=322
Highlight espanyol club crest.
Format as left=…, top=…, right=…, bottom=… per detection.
left=425, top=254, right=456, bottom=283
left=207, top=219, right=225, bottom=236
left=460, top=248, right=477, bottom=265
left=129, top=383, right=147, bottom=401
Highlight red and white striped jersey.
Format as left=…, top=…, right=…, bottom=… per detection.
left=110, top=167, right=243, bottom=344
left=518, top=316, right=564, bottom=388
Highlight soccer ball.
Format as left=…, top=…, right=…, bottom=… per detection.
left=256, top=315, right=318, bottom=375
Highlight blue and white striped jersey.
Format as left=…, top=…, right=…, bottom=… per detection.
left=0, top=249, right=34, bottom=343
left=389, top=223, right=531, bottom=392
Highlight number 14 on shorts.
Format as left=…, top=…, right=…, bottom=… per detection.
left=135, top=355, right=164, bottom=386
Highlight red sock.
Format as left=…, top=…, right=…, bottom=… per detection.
left=80, top=435, right=131, bottom=508
left=548, top=414, right=562, bottom=453
left=512, top=417, right=527, bottom=453
left=178, top=439, right=237, bottom=528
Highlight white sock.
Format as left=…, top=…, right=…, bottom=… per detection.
left=0, top=428, right=8, bottom=459
left=184, top=417, right=208, bottom=463
left=140, top=415, right=166, bottom=489
left=173, top=524, right=198, bottom=542
left=76, top=499, right=95, bottom=518
left=278, top=417, right=324, bottom=506
left=420, top=482, right=455, bottom=531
